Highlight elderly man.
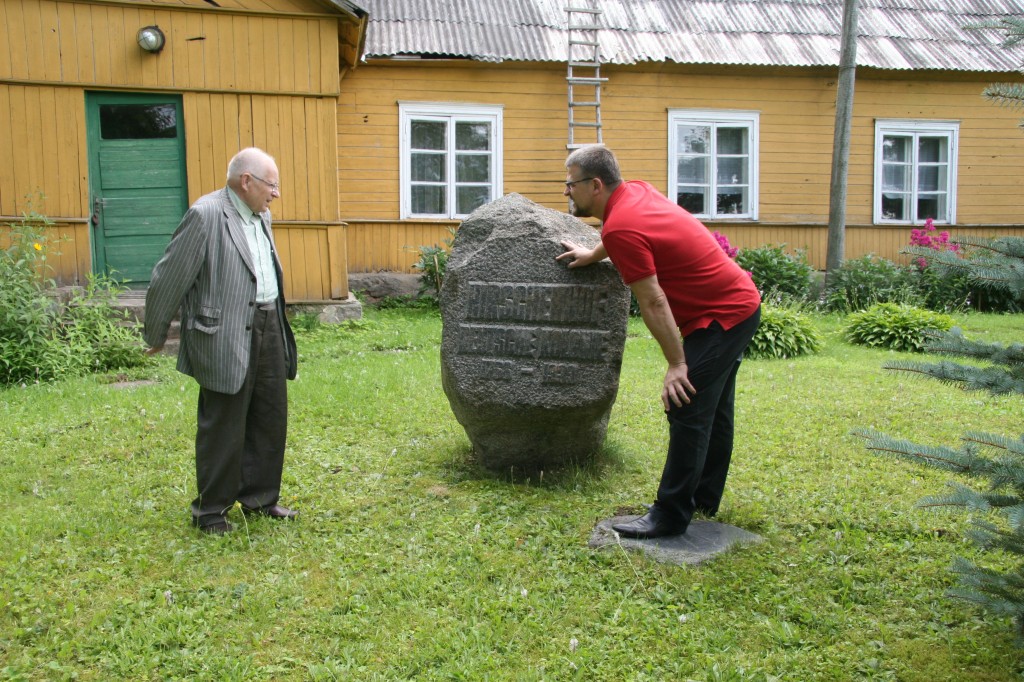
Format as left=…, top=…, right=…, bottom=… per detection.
left=558, top=144, right=761, bottom=539
left=144, top=147, right=298, bottom=535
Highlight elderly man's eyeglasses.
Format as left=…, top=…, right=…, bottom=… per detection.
left=564, top=177, right=594, bottom=190
left=249, top=173, right=280, bottom=192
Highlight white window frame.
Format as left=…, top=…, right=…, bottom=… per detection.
left=873, top=119, right=959, bottom=225
left=399, top=102, right=503, bottom=219
left=667, top=109, right=759, bottom=220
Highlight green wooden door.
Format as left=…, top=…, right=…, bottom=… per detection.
left=86, top=92, right=187, bottom=288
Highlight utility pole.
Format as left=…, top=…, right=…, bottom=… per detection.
left=826, top=0, right=860, bottom=282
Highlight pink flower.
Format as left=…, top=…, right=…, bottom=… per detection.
left=907, top=217, right=960, bottom=269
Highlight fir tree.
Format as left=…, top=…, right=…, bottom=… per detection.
left=855, top=236, right=1024, bottom=637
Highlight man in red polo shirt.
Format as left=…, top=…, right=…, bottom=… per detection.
left=558, top=144, right=761, bottom=538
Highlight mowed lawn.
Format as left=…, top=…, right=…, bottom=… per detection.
left=1, top=308, right=1021, bottom=681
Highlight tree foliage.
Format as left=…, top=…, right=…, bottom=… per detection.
left=856, top=235, right=1024, bottom=638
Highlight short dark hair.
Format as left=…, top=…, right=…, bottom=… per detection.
left=565, top=144, right=622, bottom=187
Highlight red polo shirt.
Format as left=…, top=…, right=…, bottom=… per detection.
left=601, top=180, right=761, bottom=337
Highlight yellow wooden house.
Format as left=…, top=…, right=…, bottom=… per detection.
left=340, top=0, right=1024, bottom=273
left=0, top=0, right=366, bottom=302
left=5, top=0, right=1024, bottom=300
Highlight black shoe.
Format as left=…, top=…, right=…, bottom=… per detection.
left=612, top=509, right=687, bottom=539
left=242, top=504, right=298, bottom=519
left=197, top=520, right=234, bottom=535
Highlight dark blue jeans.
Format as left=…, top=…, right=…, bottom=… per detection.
left=654, top=306, right=761, bottom=528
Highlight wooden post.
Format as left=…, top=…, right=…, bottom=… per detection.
left=826, top=0, right=860, bottom=281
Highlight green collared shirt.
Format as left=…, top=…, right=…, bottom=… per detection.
left=228, top=188, right=279, bottom=304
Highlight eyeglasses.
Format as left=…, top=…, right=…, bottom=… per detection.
left=564, top=177, right=595, bottom=190
left=249, top=173, right=281, bottom=192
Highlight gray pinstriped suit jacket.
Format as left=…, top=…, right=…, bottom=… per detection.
left=143, top=188, right=297, bottom=395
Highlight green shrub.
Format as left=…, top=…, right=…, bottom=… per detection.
left=0, top=213, right=68, bottom=384
left=60, top=274, right=148, bottom=372
left=844, top=303, right=955, bottom=353
left=1, top=210, right=148, bottom=385
left=735, top=245, right=813, bottom=302
left=745, top=303, right=823, bottom=360
left=915, top=248, right=1023, bottom=314
left=411, top=228, right=456, bottom=300
left=822, top=255, right=921, bottom=313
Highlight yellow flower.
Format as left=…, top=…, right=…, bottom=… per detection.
left=33, top=242, right=42, bottom=251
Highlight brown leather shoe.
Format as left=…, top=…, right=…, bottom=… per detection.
left=243, top=504, right=298, bottom=519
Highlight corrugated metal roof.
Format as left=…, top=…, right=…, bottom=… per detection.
left=359, top=0, right=1024, bottom=71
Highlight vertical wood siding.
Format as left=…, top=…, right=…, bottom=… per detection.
left=338, top=61, right=1024, bottom=272
left=1, top=0, right=350, bottom=298
left=0, top=222, right=90, bottom=285
left=0, top=84, right=89, bottom=220
left=0, top=0, right=340, bottom=96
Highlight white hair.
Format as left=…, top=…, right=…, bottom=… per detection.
left=226, top=147, right=275, bottom=182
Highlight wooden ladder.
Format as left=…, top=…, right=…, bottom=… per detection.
left=566, top=2, right=606, bottom=150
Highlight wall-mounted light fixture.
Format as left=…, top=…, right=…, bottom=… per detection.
left=137, top=26, right=166, bottom=54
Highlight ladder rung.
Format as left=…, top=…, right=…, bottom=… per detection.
left=570, top=122, right=602, bottom=128
left=569, top=60, right=600, bottom=67
left=569, top=101, right=600, bottom=107
left=566, top=7, right=603, bottom=13
left=568, top=77, right=607, bottom=84
left=569, top=39, right=599, bottom=47
left=569, top=24, right=602, bottom=31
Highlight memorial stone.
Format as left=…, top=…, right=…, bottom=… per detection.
left=439, top=193, right=631, bottom=470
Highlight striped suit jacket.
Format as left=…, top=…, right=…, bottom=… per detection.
left=143, top=188, right=297, bottom=394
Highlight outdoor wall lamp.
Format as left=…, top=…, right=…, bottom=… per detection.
left=137, top=26, right=166, bottom=54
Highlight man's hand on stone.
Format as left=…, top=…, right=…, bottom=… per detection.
left=556, top=240, right=594, bottom=268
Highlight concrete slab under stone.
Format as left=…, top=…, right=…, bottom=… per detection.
left=289, top=294, right=363, bottom=323
left=589, top=516, right=764, bottom=566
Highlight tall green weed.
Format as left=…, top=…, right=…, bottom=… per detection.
left=0, top=209, right=148, bottom=385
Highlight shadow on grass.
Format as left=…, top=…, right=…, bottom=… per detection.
left=438, top=439, right=630, bottom=492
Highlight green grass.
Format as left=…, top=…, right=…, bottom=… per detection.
left=1, top=308, right=1022, bottom=681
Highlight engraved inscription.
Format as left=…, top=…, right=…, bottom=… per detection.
left=466, top=282, right=609, bottom=325
left=472, top=359, right=585, bottom=385
left=456, top=324, right=609, bottom=361
left=540, top=361, right=583, bottom=385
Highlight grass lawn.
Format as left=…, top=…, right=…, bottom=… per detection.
left=1, top=307, right=1021, bottom=681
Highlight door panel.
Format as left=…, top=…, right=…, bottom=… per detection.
left=86, top=93, right=187, bottom=288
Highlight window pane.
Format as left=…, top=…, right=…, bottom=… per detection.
left=456, top=154, right=490, bottom=183
left=918, top=194, right=947, bottom=222
left=412, top=185, right=445, bottom=214
left=412, top=153, right=445, bottom=182
left=917, top=165, right=945, bottom=192
left=456, top=122, right=491, bottom=151
left=717, top=157, right=747, bottom=185
left=100, top=104, right=177, bottom=139
left=918, top=137, right=947, bottom=163
left=717, top=187, right=747, bottom=215
left=411, top=120, right=446, bottom=150
left=717, top=127, right=747, bottom=155
left=678, top=125, right=710, bottom=155
left=677, top=188, right=707, bottom=214
left=882, top=164, right=910, bottom=192
left=881, top=192, right=909, bottom=220
left=457, top=186, right=490, bottom=215
left=882, top=136, right=910, bottom=162
left=677, top=157, right=707, bottom=184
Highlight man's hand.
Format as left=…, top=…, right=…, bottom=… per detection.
left=662, top=361, right=696, bottom=410
left=556, top=240, right=595, bottom=268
